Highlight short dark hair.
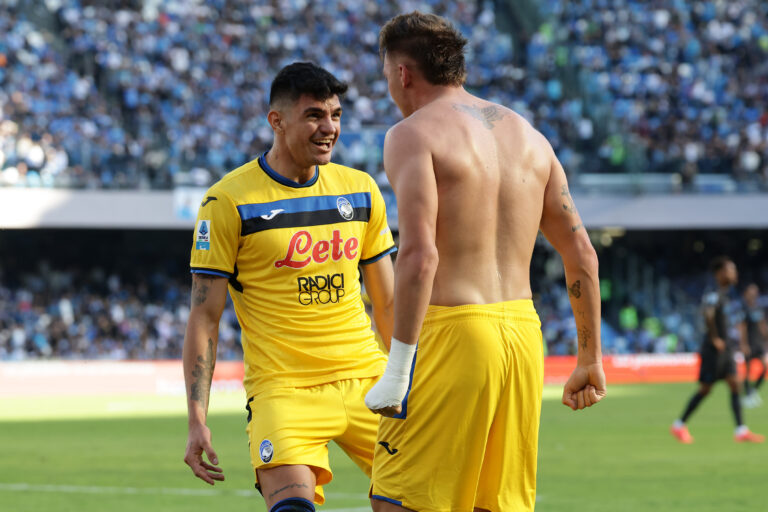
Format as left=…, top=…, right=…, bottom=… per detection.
left=379, top=11, right=468, bottom=86
left=709, top=256, right=733, bottom=274
left=269, top=62, right=348, bottom=108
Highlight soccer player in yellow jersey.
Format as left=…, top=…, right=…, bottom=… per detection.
left=363, top=13, right=606, bottom=511
left=182, top=62, right=396, bottom=512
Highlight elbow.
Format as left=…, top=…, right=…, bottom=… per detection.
left=397, top=243, right=439, bottom=281
left=563, top=235, right=599, bottom=278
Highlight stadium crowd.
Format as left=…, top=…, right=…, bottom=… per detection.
left=535, top=0, right=768, bottom=186
left=3, top=0, right=594, bottom=188
left=3, top=1, right=767, bottom=190
left=0, top=264, right=242, bottom=361
left=3, top=247, right=766, bottom=361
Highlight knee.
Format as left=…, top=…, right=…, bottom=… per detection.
left=699, top=386, right=712, bottom=396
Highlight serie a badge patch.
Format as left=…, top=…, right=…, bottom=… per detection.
left=196, top=220, right=210, bottom=250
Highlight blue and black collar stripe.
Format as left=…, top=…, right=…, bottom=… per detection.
left=238, top=193, right=372, bottom=235
left=258, top=152, right=319, bottom=188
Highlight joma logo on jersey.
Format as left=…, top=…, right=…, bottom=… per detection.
left=275, top=230, right=359, bottom=269
left=297, top=273, right=345, bottom=305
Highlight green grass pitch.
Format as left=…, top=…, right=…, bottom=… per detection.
left=2, top=382, right=766, bottom=512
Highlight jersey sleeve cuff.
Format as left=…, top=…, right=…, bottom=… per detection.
left=190, top=267, right=232, bottom=278
left=359, top=246, right=397, bottom=265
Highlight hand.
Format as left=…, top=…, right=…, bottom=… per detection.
left=365, top=372, right=408, bottom=418
left=712, top=337, right=726, bottom=352
left=562, top=362, right=607, bottom=411
left=184, top=423, right=224, bottom=485
left=369, top=404, right=403, bottom=418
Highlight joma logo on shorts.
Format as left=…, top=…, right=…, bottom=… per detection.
left=378, top=441, right=398, bottom=455
left=275, top=230, right=359, bottom=269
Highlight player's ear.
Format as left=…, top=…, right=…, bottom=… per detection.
left=268, top=110, right=284, bottom=133
left=399, top=63, right=411, bottom=88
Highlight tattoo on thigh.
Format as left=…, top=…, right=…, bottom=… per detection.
left=268, top=482, right=310, bottom=499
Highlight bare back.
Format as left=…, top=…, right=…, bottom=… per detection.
left=402, top=91, right=552, bottom=306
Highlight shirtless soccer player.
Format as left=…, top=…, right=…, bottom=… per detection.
left=364, top=12, right=607, bottom=512
left=182, top=62, right=397, bottom=512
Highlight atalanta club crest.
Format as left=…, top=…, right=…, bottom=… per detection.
left=259, top=439, right=273, bottom=463
left=337, top=196, right=354, bottom=220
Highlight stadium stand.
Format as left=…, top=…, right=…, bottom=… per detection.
left=532, top=0, right=768, bottom=189
left=3, top=1, right=767, bottom=190
left=1, top=1, right=767, bottom=360
left=2, top=229, right=766, bottom=361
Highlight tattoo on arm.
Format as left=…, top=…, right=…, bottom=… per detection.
left=452, top=103, right=508, bottom=129
left=578, top=326, right=592, bottom=350
left=192, top=277, right=212, bottom=306
left=561, top=185, right=583, bottom=231
left=190, top=338, right=216, bottom=410
left=268, top=483, right=310, bottom=499
left=568, top=280, right=582, bottom=299
left=561, top=185, right=577, bottom=214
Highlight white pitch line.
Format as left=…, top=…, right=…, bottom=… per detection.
left=0, top=483, right=367, bottom=503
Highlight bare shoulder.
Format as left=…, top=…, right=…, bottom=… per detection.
left=384, top=116, right=431, bottom=151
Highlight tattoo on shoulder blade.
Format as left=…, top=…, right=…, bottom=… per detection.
left=452, top=103, right=508, bottom=130
left=190, top=338, right=216, bottom=410
left=568, top=280, right=582, bottom=299
left=571, top=223, right=584, bottom=232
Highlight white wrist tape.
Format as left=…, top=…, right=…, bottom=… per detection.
left=364, top=338, right=416, bottom=410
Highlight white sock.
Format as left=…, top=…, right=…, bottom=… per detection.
left=673, top=419, right=684, bottom=429
left=735, top=425, right=748, bottom=435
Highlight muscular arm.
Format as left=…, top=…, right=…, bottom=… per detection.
left=183, top=273, right=228, bottom=484
left=383, top=124, right=439, bottom=346
left=364, top=123, right=437, bottom=416
left=539, top=149, right=605, bottom=410
left=361, top=255, right=395, bottom=351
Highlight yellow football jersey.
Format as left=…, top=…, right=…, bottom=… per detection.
left=190, top=154, right=396, bottom=395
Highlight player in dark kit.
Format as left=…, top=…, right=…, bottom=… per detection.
left=670, top=257, right=764, bottom=443
left=742, top=284, right=768, bottom=408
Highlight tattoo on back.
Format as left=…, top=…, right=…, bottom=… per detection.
left=568, top=280, right=582, bottom=298
left=190, top=338, right=215, bottom=410
left=452, top=103, right=508, bottom=129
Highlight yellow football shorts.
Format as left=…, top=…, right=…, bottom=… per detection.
left=246, top=376, right=380, bottom=505
left=371, top=299, right=544, bottom=512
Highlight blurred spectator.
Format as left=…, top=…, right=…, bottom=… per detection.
left=3, top=0, right=546, bottom=188
left=536, top=0, right=768, bottom=189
